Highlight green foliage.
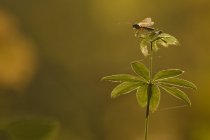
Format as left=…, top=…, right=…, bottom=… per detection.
left=138, top=31, right=179, bottom=56
left=131, top=61, right=149, bottom=81
left=159, top=85, right=191, bottom=106
left=156, top=33, right=180, bottom=46
left=140, top=39, right=149, bottom=56
left=101, top=17, right=197, bottom=140
left=110, top=82, right=142, bottom=98
left=149, top=85, right=160, bottom=112
left=102, top=74, right=144, bottom=82
left=102, top=63, right=196, bottom=110
left=102, top=74, right=138, bottom=82
left=157, top=78, right=197, bottom=90
left=153, top=69, right=184, bottom=80
left=102, top=25, right=197, bottom=111
left=136, top=84, right=148, bottom=107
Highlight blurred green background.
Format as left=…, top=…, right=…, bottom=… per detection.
left=0, top=0, right=209, bottom=140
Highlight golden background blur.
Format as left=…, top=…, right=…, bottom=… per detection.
left=0, top=0, right=209, bottom=140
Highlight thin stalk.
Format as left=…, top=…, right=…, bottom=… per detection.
left=144, top=117, right=149, bottom=140
left=150, top=43, right=153, bottom=80
left=144, top=42, right=153, bottom=140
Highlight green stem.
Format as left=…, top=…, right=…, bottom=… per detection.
left=150, top=43, right=153, bottom=81
left=144, top=42, right=153, bottom=140
left=144, top=118, right=149, bottom=140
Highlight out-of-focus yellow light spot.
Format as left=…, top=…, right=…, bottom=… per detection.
left=0, top=9, right=37, bottom=91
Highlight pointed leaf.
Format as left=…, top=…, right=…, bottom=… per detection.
left=111, top=82, right=141, bottom=98
left=158, top=33, right=179, bottom=46
left=136, top=84, right=148, bottom=107
left=158, top=78, right=197, bottom=90
left=156, top=39, right=168, bottom=47
left=152, top=41, right=159, bottom=52
left=140, top=39, right=149, bottom=56
left=101, top=74, right=146, bottom=82
left=153, top=69, right=184, bottom=81
left=150, top=84, right=160, bottom=112
left=131, top=61, right=150, bottom=81
left=160, top=85, right=191, bottom=106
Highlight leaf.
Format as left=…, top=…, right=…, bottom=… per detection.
left=156, top=39, right=168, bottom=47
left=136, top=84, right=148, bottom=107
left=7, top=119, right=59, bottom=140
left=140, top=39, right=149, bottom=56
left=149, top=31, right=162, bottom=42
left=160, top=85, right=191, bottom=106
left=158, top=78, right=197, bottom=90
left=152, top=41, right=159, bottom=52
left=131, top=61, right=150, bottom=81
left=111, top=82, right=142, bottom=98
left=101, top=74, right=146, bottom=82
left=157, top=33, right=180, bottom=46
left=153, top=69, right=184, bottom=81
left=150, top=84, right=160, bottom=112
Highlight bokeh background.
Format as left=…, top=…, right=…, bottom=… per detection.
left=0, top=0, right=209, bottom=140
